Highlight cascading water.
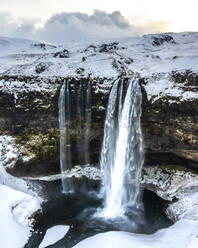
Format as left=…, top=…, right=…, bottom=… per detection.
left=59, top=80, right=72, bottom=193
left=59, top=80, right=92, bottom=193
left=99, top=78, right=144, bottom=218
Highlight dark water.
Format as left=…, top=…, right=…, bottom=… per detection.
left=25, top=179, right=172, bottom=248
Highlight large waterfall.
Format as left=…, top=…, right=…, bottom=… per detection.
left=58, top=80, right=92, bottom=193
left=99, top=78, right=144, bottom=218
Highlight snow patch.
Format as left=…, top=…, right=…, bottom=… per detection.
left=0, top=184, right=41, bottom=248
left=0, top=135, right=36, bottom=194
left=0, top=135, right=19, bottom=169
left=144, top=77, right=198, bottom=102
left=39, top=225, right=69, bottom=248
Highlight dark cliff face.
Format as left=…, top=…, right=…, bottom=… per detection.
left=0, top=75, right=197, bottom=177
left=0, top=76, right=110, bottom=176
left=142, top=93, right=198, bottom=169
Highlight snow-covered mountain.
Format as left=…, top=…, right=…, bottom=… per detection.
left=0, top=32, right=198, bottom=102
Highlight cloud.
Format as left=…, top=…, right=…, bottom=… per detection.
left=0, top=11, right=37, bottom=39
left=0, top=10, right=171, bottom=43
left=37, top=10, right=138, bottom=43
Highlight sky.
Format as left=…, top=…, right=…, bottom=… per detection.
left=0, top=0, right=197, bottom=43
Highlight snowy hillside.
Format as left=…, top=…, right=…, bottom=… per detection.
left=0, top=32, right=198, bottom=102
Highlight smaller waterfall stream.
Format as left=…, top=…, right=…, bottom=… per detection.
left=84, top=82, right=92, bottom=164
left=99, top=78, right=144, bottom=218
left=58, top=80, right=92, bottom=193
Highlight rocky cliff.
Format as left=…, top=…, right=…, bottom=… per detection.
left=0, top=33, right=197, bottom=177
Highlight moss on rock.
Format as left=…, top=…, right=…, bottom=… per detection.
left=15, top=129, right=60, bottom=163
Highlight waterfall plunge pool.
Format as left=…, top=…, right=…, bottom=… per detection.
left=25, top=178, right=172, bottom=248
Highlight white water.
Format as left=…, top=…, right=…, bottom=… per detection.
left=100, top=78, right=144, bottom=218
left=58, top=80, right=72, bottom=193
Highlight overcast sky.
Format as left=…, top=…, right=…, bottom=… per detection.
left=0, top=0, right=197, bottom=43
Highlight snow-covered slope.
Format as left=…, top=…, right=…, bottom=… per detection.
left=1, top=32, right=198, bottom=77
left=0, top=32, right=198, bottom=102
left=0, top=36, right=56, bottom=54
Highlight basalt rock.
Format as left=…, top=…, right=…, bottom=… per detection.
left=142, top=87, right=198, bottom=170
left=0, top=71, right=197, bottom=177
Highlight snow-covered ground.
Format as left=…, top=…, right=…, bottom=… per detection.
left=73, top=219, right=198, bottom=248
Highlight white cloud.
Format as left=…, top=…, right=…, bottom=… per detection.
left=0, top=11, right=38, bottom=39
left=0, top=10, right=171, bottom=43
left=37, top=10, right=138, bottom=43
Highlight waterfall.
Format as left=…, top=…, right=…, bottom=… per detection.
left=76, top=80, right=92, bottom=165
left=59, top=80, right=72, bottom=193
left=84, top=82, right=92, bottom=165
left=99, top=78, right=144, bottom=218
left=58, top=80, right=92, bottom=193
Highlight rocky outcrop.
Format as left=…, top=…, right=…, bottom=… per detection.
left=142, top=165, right=198, bottom=221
